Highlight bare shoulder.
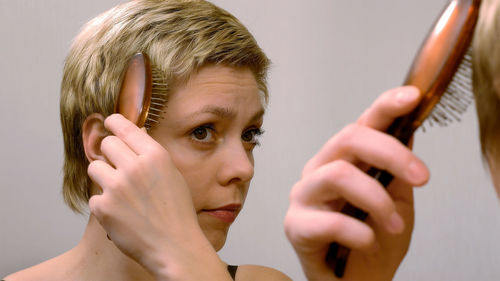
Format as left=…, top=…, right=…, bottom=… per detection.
left=4, top=263, right=50, bottom=281
left=3, top=251, right=73, bottom=281
left=236, top=264, right=292, bottom=281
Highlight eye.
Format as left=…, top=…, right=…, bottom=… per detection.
left=242, top=128, right=264, bottom=145
left=190, top=125, right=215, bottom=143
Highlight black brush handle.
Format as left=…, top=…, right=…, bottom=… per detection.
left=326, top=168, right=394, bottom=277
left=325, top=116, right=413, bottom=278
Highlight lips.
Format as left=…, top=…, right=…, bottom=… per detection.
left=202, top=204, right=241, bottom=224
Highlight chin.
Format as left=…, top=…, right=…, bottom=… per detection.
left=198, top=213, right=233, bottom=251
left=198, top=223, right=230, bottom=251
left=205, top=229, right=229, bottom=252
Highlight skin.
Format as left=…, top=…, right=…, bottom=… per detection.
left=284, top=86, right=430, bottom=281
left=4, top=65, right=290, bottom=281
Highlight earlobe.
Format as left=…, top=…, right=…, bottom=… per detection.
left=82, top=113, right=108, bottom=162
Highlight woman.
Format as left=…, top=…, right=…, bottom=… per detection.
left=4, top=0, right=289, bottom=280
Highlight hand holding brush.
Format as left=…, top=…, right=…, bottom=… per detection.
left=285, top=86, right=429, bottom=281
left=285, top=0, right=481, bottom=279
left=326, top=0, right=480, bottom=277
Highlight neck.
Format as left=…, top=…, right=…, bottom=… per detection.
left=67, top=215, right=155, bottom=281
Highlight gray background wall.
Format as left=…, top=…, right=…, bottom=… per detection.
left=1, top=1, right=500, bottom=280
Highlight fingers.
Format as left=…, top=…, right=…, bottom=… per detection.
left=356, top=86, right=421, bottom=130
left=88, top=193, right=104, bottom=220
left=294, top=160, right=405, bottom=234
left=100, top=135, right=136, bottom=168
left=104, top=114, right=160, bottom=155
left=87, top=159, right=116, bottom=191
left=288, top=207, right=376, bottom=253
left=303, top=124, right=429, bottom=187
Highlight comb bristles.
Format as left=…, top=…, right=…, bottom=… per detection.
left=439, top=102, right=461, bottom=122
left=148, top=112, right=162, bottom=118
left=152, top=84, right=168, bottom=88
left=150, top=101, right=166, bottom=107
left=445, top=91, right=469, bottom=111
left=441, top=92, right=467, bottom=114
left=421, top=47, right=473, bottom=131
left=144, top=66, right=169, bottom=131
left=151, top=97, right=167, bottom=103
left=149, top=108, right=164, bottom=113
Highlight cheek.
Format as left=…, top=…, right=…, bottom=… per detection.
left=240, top=184, right=250, bottom=201
left=169, top=148, right=216, bottom=208
left=151, top=132, right=219, bottom=209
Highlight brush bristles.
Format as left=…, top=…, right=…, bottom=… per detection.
left=145, top=68, right=168, bottom=130
left=422, top=47, right=474, bottom=131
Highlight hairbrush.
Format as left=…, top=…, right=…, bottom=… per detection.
left=115, top=53, right=167, bottom=130
left=326, top=0, right=481, bottom=277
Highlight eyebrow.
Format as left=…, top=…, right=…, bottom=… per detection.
left=201, top=105, right=236, bottom=119
left=186, top=105, right=265, bottom=122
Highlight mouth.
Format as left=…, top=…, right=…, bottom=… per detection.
left=201, top=204, right=241, bottom=224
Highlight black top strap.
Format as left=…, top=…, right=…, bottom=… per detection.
left=227, top=265, right=238, bottom=280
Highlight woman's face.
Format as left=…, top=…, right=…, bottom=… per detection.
left=149, top=65, right=264, bottom=251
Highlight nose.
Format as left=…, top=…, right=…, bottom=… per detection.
left=217, top=140, right=254, bottom=186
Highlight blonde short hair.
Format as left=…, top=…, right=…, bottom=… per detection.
left=472, top=0, right=500, bottom=160
left=60, top=0, right=270, bottom=213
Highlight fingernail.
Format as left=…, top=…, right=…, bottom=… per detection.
left=408, top=160, right=426, bottom=183
left=396, top=88, right=418, bottom=103
left=387, top=212, right=405, bottom=234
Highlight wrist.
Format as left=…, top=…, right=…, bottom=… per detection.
left=146, top=226, right=232, bottom=281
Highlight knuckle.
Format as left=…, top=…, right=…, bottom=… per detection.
left=290, top=211, right=331, bottom=243
left=329, top=160, right=351, bottom=179
left=288, top=182, right=304, bottom=202
left=283, top=209, right=298, bottom=237
left=142, top=144, right=160, bottom=158
left=88, top=196, right=97, bottom=210
left=100, top=135, right=118, bottom=151
left=340, top=123, right=359, bottom=137
left=104, top=114, right=118, bottom=130
left=105, top=113, right=121, bottom=125
left=124, top=163, right=146, bottom=180
left=318, top=160, right=351, bottom=185
left=369, top=192, right=393, bottom=215
left=121, top=122, right=136, bottom=136
left=327, top=213, right=346, bottom=236
left=121, top=158, right=138, bottom=173
left=334, top=124, right=359, bottom=149
left=107, top=114, right=136, bottom=137
left=150, top=147, right=171, bottom=166
left=88, top=196, right=103, bottom=218
left=382, top=87, right=398, bottom=100
left=87, top=161, right=98, bottom=175
left=302, top=159, right=315, bottom=177
left=358, top=229, right=376, bottom=249
left=104, top=175, right=123, bottom=192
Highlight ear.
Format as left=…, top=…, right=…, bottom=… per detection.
left=82, top=113, right=108, bottom=162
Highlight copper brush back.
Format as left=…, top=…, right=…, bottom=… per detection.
left=326, top=0, right=481, bottom=277
left=115, top=53, right=167, bottom=130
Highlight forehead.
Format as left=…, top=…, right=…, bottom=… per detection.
left=166, top=65, right=264, bottom=116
